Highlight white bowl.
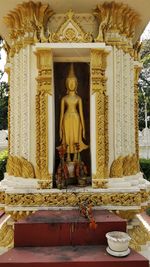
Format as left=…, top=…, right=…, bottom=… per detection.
left=106, top=231, right=131, bottom=252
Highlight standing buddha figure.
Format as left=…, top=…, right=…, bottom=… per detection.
left=59, top=63, right=88, bottom=162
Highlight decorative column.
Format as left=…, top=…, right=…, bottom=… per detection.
left=3, top=1, right=54, bottom=180
left=35, top=49, right=53, bottom=187
left=91, top=49, right=109, bottom=187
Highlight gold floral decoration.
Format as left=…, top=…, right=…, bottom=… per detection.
left=6, top=155, right=35, bottom=178
left=94, top=2, right=140, bottom=44
left=109, top=156, right=123, bottom=178
left=110, top=154, right=139, bottom=178
left=3, top=1, right=54, bottom=55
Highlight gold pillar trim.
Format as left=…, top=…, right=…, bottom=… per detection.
left=35, top=49, right=53, bottom=183
left=91, top=49, right=109, bottom=183
left=134, top=65, right=141, bottom=172
left=6, top=156, right=35, bottom=178
left=4, top=191, right=147, bottom=207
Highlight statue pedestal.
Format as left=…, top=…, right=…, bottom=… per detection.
left=66, top=161, right=77, bottom=185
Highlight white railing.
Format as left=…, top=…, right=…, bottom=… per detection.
left=139, top=128, right=150, bottom=159
left=0, top=130, right=8, bottom=152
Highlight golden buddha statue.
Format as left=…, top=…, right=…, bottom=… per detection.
left=59, top=63, right=88, bottom=162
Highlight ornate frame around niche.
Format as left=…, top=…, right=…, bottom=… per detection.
left=35, top=44, right=109, bottom=189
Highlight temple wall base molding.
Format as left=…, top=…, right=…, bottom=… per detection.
left=0, top=173, right=149, bottom=215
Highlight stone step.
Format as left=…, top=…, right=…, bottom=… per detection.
left=14, top=210, right=126, bottom=247
left=0, top=246, right=148, bottom=267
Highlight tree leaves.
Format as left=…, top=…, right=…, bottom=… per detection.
left=138, top=39, right=150, bottom=130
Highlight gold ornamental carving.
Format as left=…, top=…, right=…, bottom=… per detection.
left=94, top=2, right=139, bottom=47
left=49, top=9, right=93, bottom=43
left=133, top=41, right=142, bottom=61
left=0, top=191, right=5, bottom=204
left=110, top=156, right=123, bottom=178
left=128, top=221, right=150, bottom=252
left=5, top=191, right=142, bottom=207
left=91, top=49, right=109, bottom=181
left=3, top=1, right=141, bottom=59
left=0, top=221, right=14, bottom=248
left=115, top=210, right=139, bottom=220
left=92, top=179, right=108, bottom=189
left=6, top=155, right=35, bottom=178
left=109, top=154, right=139, bottom=178
left=134, top=65, right=141, bottom=172
left=4, top=1, right=54, bottom=56
left=7, top=210, right=34, bottom=222
left=35, top=49, right=53, bottom=183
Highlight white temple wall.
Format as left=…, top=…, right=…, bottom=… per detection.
left=14, top=52, right=20, bottom=156
left=29, top=46, right=37, bottom=165
left=9, top=45, right=36, bottom=164
left=107, top=46, right=136, bottom=167
left=122, top=52, right=135, bottom=156
left=9, top=56, right=15, bottom=155
left=114, top=47, right=123, bottom=158
left=129, top=56, right=135, bottom=154
left=123, top=52, right=130, bottom=156
left=20, top=46, right=30, bottom=160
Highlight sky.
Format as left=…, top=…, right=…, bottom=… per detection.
left=0, top=48, right=7, bottom=82
left=141, top=21, right=150, bottom=40
left=0, top=21, right=150, bottom=83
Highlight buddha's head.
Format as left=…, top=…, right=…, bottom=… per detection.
left=66, top=63, right=78, bottom=93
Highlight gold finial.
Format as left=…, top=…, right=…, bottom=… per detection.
left=67, top=9, right=74, bottom=19
left=68, top=63, right=76, bottom=79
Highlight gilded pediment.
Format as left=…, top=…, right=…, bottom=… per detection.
left=49, top=10, right=93, bottom=43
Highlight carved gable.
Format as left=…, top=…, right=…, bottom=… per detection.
left=50, top=10, right=93, bottom=42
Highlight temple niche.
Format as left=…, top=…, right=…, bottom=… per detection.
left=0, top=0, right=150, bottom=218
left=54, top=63, right=91, bottom=187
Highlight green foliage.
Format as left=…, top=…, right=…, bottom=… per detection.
left=138, top=39, right=150, bottom=131
left=140, top=158, right=150, bottom=181
left=0, top=38, right=9, bottom=130
left=146, top=208, right=150, bottom=216
left=0, top=81, right=9, bottom=130
left=0, top=150, right=8, bottom=181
